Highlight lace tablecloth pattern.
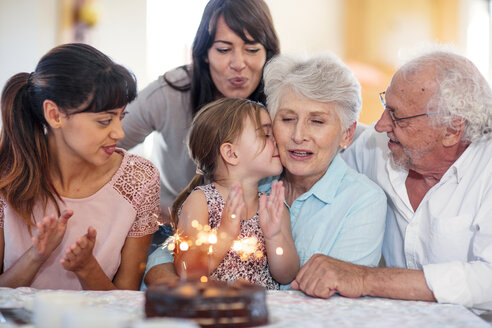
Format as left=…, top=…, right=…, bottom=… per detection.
left=0, top=288, right=489, bottom=327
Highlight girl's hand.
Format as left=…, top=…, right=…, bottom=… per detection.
left=32, top=210, right=73, bottom=262
left=259, top=181, right=286, bottom=239
left=61, top=226, right=97, bottom=274
left=220, top=184, right=245, bottom=238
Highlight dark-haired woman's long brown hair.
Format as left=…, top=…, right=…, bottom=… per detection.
left=0, top=43, right=137, bottom=229
left=165, top=0, right=280, bottom=116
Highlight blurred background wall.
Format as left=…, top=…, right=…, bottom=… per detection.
left=1, top=0, right=491, bottom=128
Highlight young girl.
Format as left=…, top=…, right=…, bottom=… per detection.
left=171, top=98, right=299, bottom=289
left=0, top=43, right=160, bottom=290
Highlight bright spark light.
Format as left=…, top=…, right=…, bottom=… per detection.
left=276, top=247, right=284, bottom=256
left=232, top=236, right=259, bottom=261
left=179, top=241, right=189, bottom=251
left=232, top=240, right=242, bottom=251
left=200, top=276, right=208, bottom=283
left=208, top=233, right=217, bottom=244
left=196, top=231, right=208, bottom=245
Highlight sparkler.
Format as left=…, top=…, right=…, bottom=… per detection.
left=169, top=217, right=284, bottom=282
left=232, top=236, right=261, bottom=261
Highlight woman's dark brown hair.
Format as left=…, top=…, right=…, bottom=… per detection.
left=0, top=43, right=137, bottom=228
left=165, top=0, right=280, bottom=115
left=170, top=98, right=266, bottom=229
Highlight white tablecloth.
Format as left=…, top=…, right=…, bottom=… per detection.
left=0, top=287, right=489, bottom=327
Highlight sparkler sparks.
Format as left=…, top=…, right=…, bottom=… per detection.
left=208, top=233, right=217, bottom=244
left=174, top=226, right=263, bottom=261
left=172, top=219, right=267, bottom=282
left=179, top=241, right=189, bottom=251
left=231, top=236, right=260, bottom=261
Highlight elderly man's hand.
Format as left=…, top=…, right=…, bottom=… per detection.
left=291, top=254, right=367, bottom=299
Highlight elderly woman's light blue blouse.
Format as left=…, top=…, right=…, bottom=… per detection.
left=260, top=155, right=387, bottom=280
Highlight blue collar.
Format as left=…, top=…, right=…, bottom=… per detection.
left=295, top=154, right=348, bottom=204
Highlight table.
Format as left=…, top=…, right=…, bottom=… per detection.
left=0, top=287, right=490, bottom=327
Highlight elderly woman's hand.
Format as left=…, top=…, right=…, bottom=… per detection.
left=259, top=181, right=285, bottom=239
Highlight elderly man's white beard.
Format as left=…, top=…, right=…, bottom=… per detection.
left=390, top=146, right=432, bottom=171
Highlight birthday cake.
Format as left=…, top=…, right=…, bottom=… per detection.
left=145, top=279, right=269, bottom=328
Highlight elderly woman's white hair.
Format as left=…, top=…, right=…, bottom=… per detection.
left=400, top=50, right=492, bottom=143
left=263, top=52, right=362, bottom=131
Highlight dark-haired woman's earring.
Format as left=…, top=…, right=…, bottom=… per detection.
left=43, top=125, right=48, bottom=135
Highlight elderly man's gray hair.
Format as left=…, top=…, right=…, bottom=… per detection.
left=263, top=53, right=362, bottom=130
left=401, top=50, right=492, bottom=143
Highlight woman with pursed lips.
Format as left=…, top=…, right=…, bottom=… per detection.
left=118, top=0, right=279, bottom=228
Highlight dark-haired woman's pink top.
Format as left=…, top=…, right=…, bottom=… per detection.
left=0, top=149, right=160, bottom=290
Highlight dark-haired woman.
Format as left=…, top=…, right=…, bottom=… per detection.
left=0, top=43, right=160, bottom=290
left=118, top=0, right=280, bottom=226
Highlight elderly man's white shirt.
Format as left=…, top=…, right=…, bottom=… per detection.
left=341, top=126, right=492, bottom=309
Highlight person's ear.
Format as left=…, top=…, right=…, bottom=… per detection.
left=441, top=119, right=465, bottom=147
left=219, top=142, right=239, bottom=166
left=43, top=100, right=64, bottom=129
left=339, top=122, right=357, bottom=149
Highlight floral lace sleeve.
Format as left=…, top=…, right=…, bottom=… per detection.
left=113, top=153, right=160, bottom=237
left=0, top=196, right=5, bottom=229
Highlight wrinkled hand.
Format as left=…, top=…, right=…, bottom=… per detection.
left=259, top=181, right=285, bottom=239
left=291, top=254, right=367, bottom=299
left=32, top=210, right=73, bottom=262
left=61, top=226, right=97, bottom=273
left=220, top=184, right=245, bottom=238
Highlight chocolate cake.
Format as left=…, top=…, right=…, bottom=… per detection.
left=145, top=280, right=269, bottom=328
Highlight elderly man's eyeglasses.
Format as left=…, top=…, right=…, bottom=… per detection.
left=379, top=91, right=438, bottom=127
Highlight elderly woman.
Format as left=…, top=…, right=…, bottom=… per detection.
left=260, top=53, right=386, bottom=271
left=144, top=53, right=387, bottom=288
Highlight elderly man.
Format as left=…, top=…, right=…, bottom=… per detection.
left=293, top=50, right=492, bottom=310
